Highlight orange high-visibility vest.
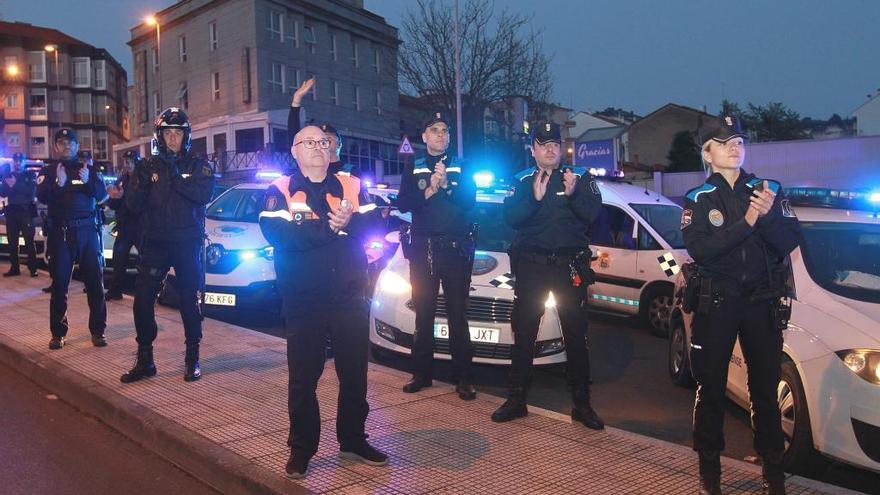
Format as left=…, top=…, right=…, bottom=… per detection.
left=270, top=172, right=364, bottom=222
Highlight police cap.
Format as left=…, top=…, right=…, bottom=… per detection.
left=54, top=128, right=78, bottom=143
left=532, top=122, right=561, bottom=145
left=700, top=114, right=747, bottom=145
left=423, top=111, right=450, bottom=131
left=319, top=122, right=341, bottom=140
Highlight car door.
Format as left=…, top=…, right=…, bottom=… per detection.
left=588, top=203, right=642, bottom=311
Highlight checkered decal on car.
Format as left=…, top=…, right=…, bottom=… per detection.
left=658, top=252, right=680, bottom=277
left=489, top=273, right=515, bottom=290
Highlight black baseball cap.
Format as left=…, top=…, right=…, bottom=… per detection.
left=54, top=128, right=78, bottom=142
left=319, top=122, right=341, bottom=140
left=700, top=114, right=747, bottom=145
left=532, top=122, right=561, bottom=145
left=423, top=111, right=450, bottom=131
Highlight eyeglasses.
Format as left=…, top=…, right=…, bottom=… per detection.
left=294, top=138, right=331, bottom=150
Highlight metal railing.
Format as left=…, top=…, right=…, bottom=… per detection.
left=208, top=150, right=295, bottom=174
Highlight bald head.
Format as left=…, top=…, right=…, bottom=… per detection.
left=292, top=125, right=331, bottom=180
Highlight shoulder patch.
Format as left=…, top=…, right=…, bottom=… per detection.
left=686, top=184, right=717, bottom=203
left=680, top=209, right=692, bottom=229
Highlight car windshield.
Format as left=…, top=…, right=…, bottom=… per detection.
left=207, top=188, right=264, bottom=223
left=471, top=202, right=515, bottom=253
left=800, top=221, right=880, bottom=303
left=629, top=203, right=685, bottom=249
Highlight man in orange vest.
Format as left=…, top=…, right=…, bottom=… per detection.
left=259, top=125, right=388, bottom=479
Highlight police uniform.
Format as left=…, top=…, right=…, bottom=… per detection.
left=395, top=111, right=478, bottom=399
left=1, top=153, right=39, bottom=277
left=36, top=129, right=108, bottom=350
left=105, top=151, right=143, bottom=300
left=682, top=115, right=800, bottom=495
left=120, top=108, right=215, bottom=383
left=259, top=167, right=387, bottom=474
left=492, top=123, right=605, bottom=430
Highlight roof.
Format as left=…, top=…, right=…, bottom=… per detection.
left=852, top=90, right=880, bottom=115
left=0, top=20, right=93, bottom=48
left=633, top=103, right=714, bottom=127
left=576, top=126, right=628, bottom=142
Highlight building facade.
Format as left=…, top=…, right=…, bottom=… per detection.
left=853, top=89, right=880, bottom=136
left=121, top=0, right=401, bottom=179
left=0, top=21, right=129, bottom=161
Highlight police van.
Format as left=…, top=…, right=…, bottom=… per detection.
left=668, top=188, right=880, bottom=474
left=369, top=169, right=689, bottom=366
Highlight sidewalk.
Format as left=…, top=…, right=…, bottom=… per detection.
left=0, top=273, right=863, bottom=495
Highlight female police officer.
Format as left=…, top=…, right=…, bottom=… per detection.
left=682, top=115, right=800, bottom=495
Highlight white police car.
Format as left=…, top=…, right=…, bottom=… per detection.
left=668, top=188, right=880, bottom=474
left=369, top=170, right=690, bottom=366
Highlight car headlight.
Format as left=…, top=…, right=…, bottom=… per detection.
left=545, top=291, right=556, bottom=308
left=206, top=244, right=223, bottom=266
left=378, top=271, right=411, bottom=295
left=835, top=349, right=880, bottom=385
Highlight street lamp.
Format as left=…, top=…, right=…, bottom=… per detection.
left=45, top=44, right=60, bottom=133
left=145, top=15, right=161, bottom=113
left=5, top=64, right=19, bottom=77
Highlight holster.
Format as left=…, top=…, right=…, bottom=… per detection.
left=771, top=297, right=792, bottom=331
left=696, top=276, right=714, bottom=316
left=399, top=223, right=412, bottom=259
left=570, top=250, right=596, bottom=287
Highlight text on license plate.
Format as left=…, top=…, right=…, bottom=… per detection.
left=434, top=323, right=499, bottom=343
left=204, top=292, right=236, bottom=306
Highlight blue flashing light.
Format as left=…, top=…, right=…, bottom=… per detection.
left=364, top=179, right=374, bottom=188
left=870, top=192, right=880, bottom=204
left=256, top=170, right=282, bottom=180
left=368, top=240, right=384, bottom=250
left=239, top=250, right=257, bottom=261
left=474, top=171, right=494, bottom=188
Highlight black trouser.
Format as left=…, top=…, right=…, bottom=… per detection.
left=409, top=236, right=474, bottom=382
left=49, top=224, right=106, bottom=337
left=285, top=303, right=370, bottom=458
left=690, top=293, right=784, bottom=456
left=509, top=259, right=591, bottom=392
left=133, top=237, right=203, bottom=346
left=108, top=228, right=140, bottom=294
left=5, top=209, right=37, bottom=273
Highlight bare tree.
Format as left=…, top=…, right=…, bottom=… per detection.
left=399, top=0, right=553, bottom=146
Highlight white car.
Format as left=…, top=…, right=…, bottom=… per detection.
left=370, top=170, right=690, bottom=366
left=668, top=192, right=880, bottom=473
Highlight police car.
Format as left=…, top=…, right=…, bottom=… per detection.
left=369, top=169, right=690, bottom=366
left=668, top=188, right=880, bottom=474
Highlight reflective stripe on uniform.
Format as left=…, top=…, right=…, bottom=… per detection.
left=259, top=209, right=293, bottom=222
left=412, top=168, right=432, bottom=174
left=446, top=166, right=461, bottom=173
left=358, top=203, right=377, bottom=214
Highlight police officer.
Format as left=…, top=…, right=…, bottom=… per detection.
left=36, top=129, right=108, bottom=350
left=120, top=108, right=214, bottom=383
left=395, top=111, right=478, bottom=400
left=105, top=150, right=143, bottom=300
left=259, top=125, right=388, bottom=479
left=492, top=123, right=604, bottom=430
left=1, top=152, right=39, bottom=277
left=683, top=115, right=800, bottom=495
left=288, top=77, right=360, bottom=177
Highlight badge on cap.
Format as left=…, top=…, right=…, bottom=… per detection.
left=708, top=209, right=725, bottom=227
left=725, top=116, right=733, bottom=126
left=435, top=112, right=441, bottom=119
left=545, top=123, right=551, bottom=132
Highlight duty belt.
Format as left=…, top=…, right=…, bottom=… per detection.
left=59, top=216, right=98, bottom=228
left=519, top=250, right=578, bottom=266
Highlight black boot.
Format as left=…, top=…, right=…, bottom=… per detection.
left=571, top=388, right=605, bottom=430
left=491, top=387, right=528, bottom=423
left=402, top=375, right=431, bottom=393
left=184, top=343, right=201, bottom=382
left=761, top=452, right=786, bottom=495
left=120, top=346, right=157, bottom=383
left=3, top=268, right=21, bottom=277
left=697, top=450, right=722, bottom=495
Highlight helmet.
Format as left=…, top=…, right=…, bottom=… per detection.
left=153, top=107, right=192, bottom=155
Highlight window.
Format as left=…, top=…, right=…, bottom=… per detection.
left=26, top=51, right=46, bottom=82
left=285, top=66, right=301, bottom=93
left=352, top=85, right=360, bottom=110
left=268, top=63, right=283, bottom=93
left=590, top=205, right=636, bottom=249
left=177, top=81, right=188, bottom=110
left=303, top=24, right=316, bottom=54
left=351, top=40, right=359, bottom=68
left=152, top=91, right=161, bottom=116
left=329, top=80, right=338, bottom=105
left=74, top=93, right=92, bottom=123
left=151, top=47, right=159, bottom=73
left=78, top=129, right=93, bottom=152
left=267, top=10, right=282, bottom=41
left=285, top=16, right=298, bottom=46
left=375, top=91, right=382, bottom=115
left=29, top=88, right=47, bottom=118
left=94, top=95, right=108, bottom=125
left=51, top=98, right=64, bottom=113
left=7, top=133, right=20, bottom=148
left=4, top=55, right=17, bottom=70
left=30, top=136, right=47, bottom=158
left=372, top=47, right=380, bottom=74
left=212, top=72, right=220, bottom=101
left=178, top=36, right=187, bottom=62
left=94, top=131, right=108, bottom=160
left=93, top=60, right=106, bottom=89
left=73, top=57, right=90, bottom=87
left=6, top=94, right=18, bottom=108
left=629, top=203, right=686, bottom=249
left=329, top=34, right=337, bottom=61
left=209, top=22, right=218, bottom=51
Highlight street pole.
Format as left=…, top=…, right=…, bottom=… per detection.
left=45, top=45, right=60, bottom=134
left=453, top=0, right=463, bottom=159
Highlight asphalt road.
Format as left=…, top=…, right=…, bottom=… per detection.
left=0, top=360, right=218, bottom=495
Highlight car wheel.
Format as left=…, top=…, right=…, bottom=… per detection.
left=642, top=285, right=674, bottom=338
left=779, top=360, right=822, bottom=473
left=668, top=318, right=695, bottom=388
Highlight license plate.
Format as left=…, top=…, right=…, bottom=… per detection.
left=204, top=292, right=236, bottom=306
left=434, top=323, right=500, bottom=343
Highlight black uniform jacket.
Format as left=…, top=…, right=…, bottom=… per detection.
left=503, top=166, right=602, bottom=253
left=395, top=153, right=476, bottom=237
left=0, top=170, right=37, bottom=212
left=681, top=170, right=800, bottom=295
left=125, top=152, right=215, bottom=242
left=36, top=160, right=107, bottom=222
left=106, top=171, right=141, bottom=235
